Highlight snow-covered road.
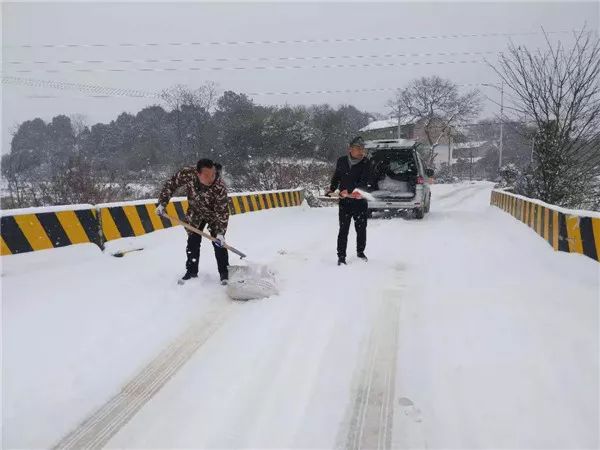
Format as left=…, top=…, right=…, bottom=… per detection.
left=2, top=182, right=598, bottom=449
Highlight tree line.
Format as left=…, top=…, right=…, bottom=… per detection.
left=3, top=28, right=598, bottom=210
left=2, top=90, right=370, bottom=208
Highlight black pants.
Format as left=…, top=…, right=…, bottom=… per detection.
left=337, top=199, right=368, bottom=258
left=185, top=224, right=229, bottom=278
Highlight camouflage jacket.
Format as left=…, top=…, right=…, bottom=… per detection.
left=158, top=167, right=229, bottom=235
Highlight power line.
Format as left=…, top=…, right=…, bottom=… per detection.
left=247, top=84, right=487, bottom=96
left=5, top=50, right=500, bottom=66
left=2, top=75, right=159, bottom=98
left=2, top=75, right=491, bottom=100
left=5, top=58, right=486, bottom=75
left=2, top=30, right=578, bottom=49
left=249, top=87, right=399, bottom=96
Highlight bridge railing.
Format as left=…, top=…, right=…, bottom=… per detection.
left=490, top=190, right=599, bottom=262
left=1, top=189, right=305, bottom=255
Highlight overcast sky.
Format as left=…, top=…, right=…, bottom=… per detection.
left=2, top=1, right=598, bottom=153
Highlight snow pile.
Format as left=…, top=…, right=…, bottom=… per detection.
left=372, top=177, right=415, bottom=199
left=226, top=264, right=279, bottom=301
left=379, top=177, right=410, bottom=192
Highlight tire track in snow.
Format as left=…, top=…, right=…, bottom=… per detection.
left=434, top=184, right=489, bottom=211
left=53, top=301, right=237, bottom=450
left=338, top=289, right=402, bottom=450
left=433, top=183, right=477, bottom=201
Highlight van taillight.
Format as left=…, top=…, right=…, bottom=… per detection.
left=417, top=176, right=425, bottom=184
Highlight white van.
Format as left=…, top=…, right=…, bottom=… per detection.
left=365, top=139, right=434, bottom=219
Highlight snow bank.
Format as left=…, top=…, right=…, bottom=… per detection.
left=2, top=190, right=304, bottom=218
left=494, top=189, right=600, bottom=219
left=0, top=203, right=95, bottom=217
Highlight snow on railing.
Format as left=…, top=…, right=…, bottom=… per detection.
left=0, top=188, right=305, bottom=256
left=491, top=189, right=599, bottom=263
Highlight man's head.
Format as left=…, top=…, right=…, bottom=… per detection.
left=348, top=136, right=366, bottom=160
left=196, top=158, right=216, bottom=186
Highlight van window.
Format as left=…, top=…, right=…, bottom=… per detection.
left=369, top=149, right=418, bottom=190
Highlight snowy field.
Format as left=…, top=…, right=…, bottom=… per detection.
left=2, top=182, right=598, bottom=449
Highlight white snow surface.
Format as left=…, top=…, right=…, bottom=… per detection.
left=0, top=203, right=95, bottom=217
left=2, top=182, right=598, bottom=449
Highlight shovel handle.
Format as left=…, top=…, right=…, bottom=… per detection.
left=161, top=212, right=247, bottom=259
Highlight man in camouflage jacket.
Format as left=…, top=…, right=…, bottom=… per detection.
left=157, top=158, right=229, bottom=283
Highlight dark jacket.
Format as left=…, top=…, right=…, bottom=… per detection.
left=158, top=167, right=229, bottom=235
left=329, top=156, right=371, bottom=194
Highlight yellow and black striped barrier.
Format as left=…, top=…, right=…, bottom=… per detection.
left=228, top=190, right=304, bottom=216
left=491, top=190, right=600, bottom=262
left=98, top=190, right=304, bottom=242
left=0, top=206, right=102, bottom=255
left=1, top=189, right=305, bottom=254
left=97, top=200, right=188, bottom=242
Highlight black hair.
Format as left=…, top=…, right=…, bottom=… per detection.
left=349, top=136, right=365, bottom=147
left=196, top=158, right=215, bottom=172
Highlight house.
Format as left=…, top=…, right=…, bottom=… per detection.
left=359, top=117, right=449, bottom=169
left=451, top=141, right=489, bottom=163
left=450, top=141, right=497, bottom=180
left=359, top=118, right=498, bottom=178
left=359, top=118, right=415, bottom=141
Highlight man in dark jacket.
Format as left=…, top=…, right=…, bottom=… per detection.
left=325, top=136, right=371, bottom=265
left=156, top=158, right=230, bottom=284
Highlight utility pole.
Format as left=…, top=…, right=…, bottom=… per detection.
left=470, top=148, right=473, bottom=181
left=448, top=128, right=453, bottom=178
left=499, top=81, right=504, bottom=170
left=482, top=82, right=505, bottom=171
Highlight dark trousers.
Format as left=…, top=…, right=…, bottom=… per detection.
left=185, top=224, right=229, bottom=278
left=337, top=199, right=368, bottom=258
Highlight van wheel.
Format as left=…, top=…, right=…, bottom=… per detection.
left=414, top=207, right=425, bottom=219
left=367, top=209, right=373, bottom=218
left=424, top=195, right=431, bottom=213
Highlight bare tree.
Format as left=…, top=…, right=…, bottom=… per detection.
left=161, top=84, right=189, bottom=154
left=69, top=113, right=88, bottom=137
left=241, top=158, right=330, bottom=193
left=1, top=152, right=30, bottom=208
left=161, top=82, right=220, bottom=158
left=492, top=28, right=600, bottom=208
left=161, top=82, right=219, bottom=112
left=387, top=76, right=482, bottom=166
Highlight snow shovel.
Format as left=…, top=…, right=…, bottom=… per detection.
left=112, top=247, right=144, bottom=257
left=160, top=212, right=247, bottom=259
left=317, top=188, right=375, bottom=202
left=317, top=192, right=340, bottom=202
left=160, top=213, right=278, bottom=300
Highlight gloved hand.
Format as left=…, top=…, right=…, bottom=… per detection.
left=214, top=233, right=226, bottom=247
left=155, top=204, right=166, bottom=216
